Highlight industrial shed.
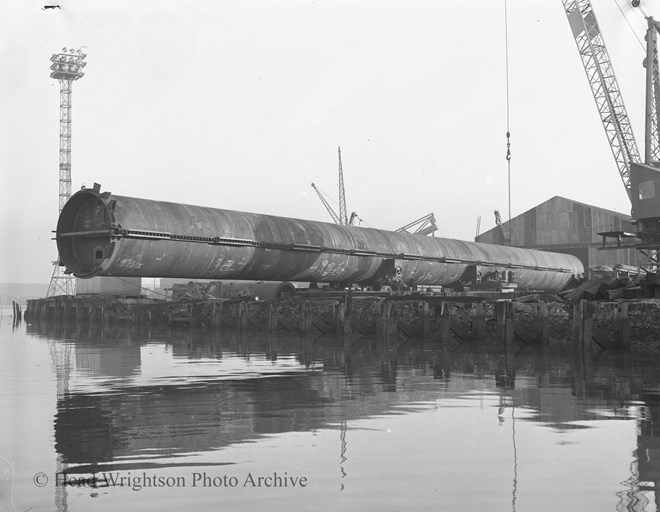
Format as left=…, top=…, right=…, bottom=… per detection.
left=475, top=196, right=643, bottom=274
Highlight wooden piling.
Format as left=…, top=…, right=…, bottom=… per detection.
left=63, top=300, right=74, bottom=323
left=80, top=306, right=90, bottom=325
left=102, top=303, right=111, bottom=328
left=12, top=300, right=23, bottom=324
left=336, top=300, right=344, bottom=337
left=496, top=300, right=514, bottom=344
left=385, top=300, right=398, bottom=338
left=190, top=302, right=201, bottom=328
left=376, top=302, right=384, bottom=338
left=238, top=302, right=248, bottom=333
left=342, top=294, right=353, bottom=343
left=377, top=299, right=392, bottom=339
left=300, top=301, right=310, bottom=333
left=438, top=301, right=451, bottom=342
left=420, top=301, right=431, bottom=338
left=90, top=305, right=99, bottom=324
left=534, top=302, right=549, bottom=343
left=132, top=308, right=141, bottom=328
left=613, top=302, right=630, bottom=350
left=572, top=300, right=593, bottom=352
left=268, top=303, right=278, bottom=333
left=213, top=301, right=223, bottom=331
left=471, top=302, right=486, bottom=340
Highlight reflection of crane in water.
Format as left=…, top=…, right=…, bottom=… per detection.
left=496, top=340, right=518, bottom=512
left=338, top=366, right=353, bottom=492
left=617, top=402, right=652, bottom=512
left=498, top=392, right=518, bottom=512
left=48, top=337, right=73, bottom=512
left=616, top=457, right=648, bottom=512
left=340, top=419, right=347, bottom=491
left=0, top=455, right=17, bottom=511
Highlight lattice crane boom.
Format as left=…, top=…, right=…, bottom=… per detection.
left=494, top=210, right=511, bottom=246
left=311, top=183, right=341, bottom=224
left=396, top=213, right=438, bottom=236
left=313, top=147, right=359, bottom=225
left=561, top=0, right=641, bottom=200
left=338, top=147, right=348, bottom=225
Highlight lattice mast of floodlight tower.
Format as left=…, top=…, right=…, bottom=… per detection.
left=46, top=48, right=86, bottom=297
left=561, top=0, right=641, bottom=200
left=51, top=48, right=86, bottom=210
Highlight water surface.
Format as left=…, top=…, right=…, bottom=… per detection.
left=1, top=305, right=659, bottom=511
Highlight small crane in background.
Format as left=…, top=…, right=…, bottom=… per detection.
left=311, top=147, right=360, bottom=225
left=396, top=213, right=438, bottom=236
left=494, top=210, right=511, bottom=246
left=311, top=147, right=438, bottom=236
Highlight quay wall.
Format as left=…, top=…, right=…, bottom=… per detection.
left=24, top=293, right=660, bottom=351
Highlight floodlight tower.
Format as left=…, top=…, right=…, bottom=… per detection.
left=46, top=47, right=86, bottom=297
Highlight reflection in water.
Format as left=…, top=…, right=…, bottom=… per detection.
left=511, top=400, right=518, bottom=512
left=634, top=394, right=660, bottom=511
left=18, top=320, right=660, bottom=510
left=339, top=419, right=347, bottom=492
left=0, top=456, right=17, bottom=512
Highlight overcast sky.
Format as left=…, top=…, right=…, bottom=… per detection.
left=0, top=0, right=654, bottom=284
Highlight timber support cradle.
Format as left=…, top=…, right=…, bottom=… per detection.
left=24, top=291, right=634, bottom=350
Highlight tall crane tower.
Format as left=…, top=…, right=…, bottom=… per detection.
left=645, top=16, right=660, bottom=166
left=337, top=146, right=349, bottom=226
left=312, top=147, right=359, bottom=226
left=46, top=48, right=86, bottom=297
left=562, top=1, right=660, bottom=278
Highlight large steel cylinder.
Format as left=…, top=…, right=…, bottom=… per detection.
left=56, top=185, right=583, bottom=291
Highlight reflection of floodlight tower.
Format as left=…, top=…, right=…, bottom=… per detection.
left=46, top=47, right=86, bottom=297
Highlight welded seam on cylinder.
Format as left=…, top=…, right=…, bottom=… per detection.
left=102, top=228, right=574, bottom=274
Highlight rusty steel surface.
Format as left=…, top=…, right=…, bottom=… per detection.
left=56, top=186, right=584, bottom=291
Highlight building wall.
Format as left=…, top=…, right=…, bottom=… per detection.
left=476, top=196, right=642, bottom=270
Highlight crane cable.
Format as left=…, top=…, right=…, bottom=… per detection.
left=505, top=0, right=512, bottom=226
left=630, top=0, right=649, bottom=21
left=612, top=0, right=646, bottom=51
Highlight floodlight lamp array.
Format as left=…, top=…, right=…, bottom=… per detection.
left=49, top=47, right=87, bottom=81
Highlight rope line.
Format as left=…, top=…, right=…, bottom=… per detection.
left=504, top=0, right=512, bottom=226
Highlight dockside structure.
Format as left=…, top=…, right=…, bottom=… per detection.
left=56, top=184, right=583, bottom=291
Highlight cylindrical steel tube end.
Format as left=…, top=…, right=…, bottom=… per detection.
left=56, top=188, right=114, bottom=278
